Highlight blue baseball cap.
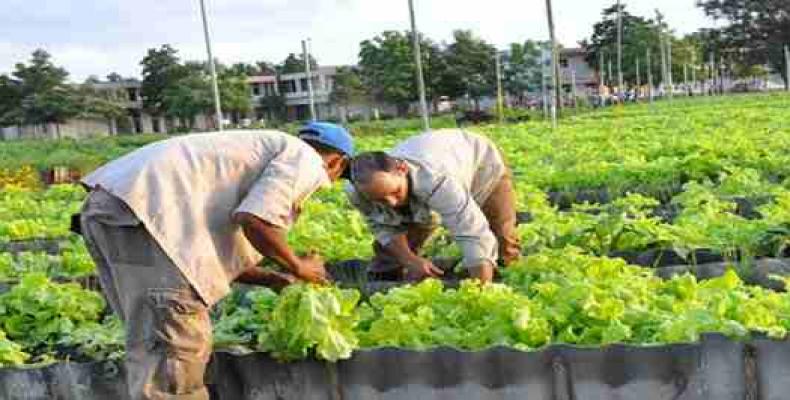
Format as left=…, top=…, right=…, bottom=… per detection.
left=298, top=121, right=355, bottom=157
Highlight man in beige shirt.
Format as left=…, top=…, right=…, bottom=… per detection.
left=79, top=122, right=354, bottom=400
left=347, top=129, right=520, bottom=283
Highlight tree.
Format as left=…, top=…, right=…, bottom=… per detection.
left=697, top=0, right=790, bottom=88
left=439, top=30, right=497, bottom=108
left=358, top=30, right=435, bottom=115
left=255, top=61, right=277, bottom=75
left=330, top=66, right=369, bottom=122
left=9, top=50, right=81, bottom=135
left=258, top=94, right=287, bottom=123
left=582, top=4, right=664, bottom=89
left=74, top=84, right=126, bottom=121
left=106, top=72, right=124, bottom=82
left=228, top=63, right=259, bottom=76
left=0, top=76, right=22, bottom=127
left=161, top=68, right=212, bottom=129
left=140, top=44, right=188, bottom=116
left=219, top=69, right=252, bottom=124
left=503, top=40, right=547, bottom=103
left=277, top=53, right=318, bottom=74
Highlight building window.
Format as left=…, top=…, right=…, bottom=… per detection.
left=252, top=85, right=260, bottom=96
left=279, top=80, right=296, bottom=94
left=560, top=58, right=569, bottom=68
left=127, top=88, right=138, bottom=102
left=264, top=83, right=276, bottom=96
left=299, top=78, right=308, bottom=92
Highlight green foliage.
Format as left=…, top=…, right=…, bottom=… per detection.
left=0, top=184, right=85, bottom=241
left=59, top=316, right=125, bottom=361
left=697, top=0, right=790, bottom=87
left=257, top=284, right=360, bottom=362
left=358, top=279, right=551, bottom=350
left=0, top=329, right=29, bottom=367
left=0, top=274, right=105, bottom=352
left=140, top=44, right=186, bottom=116
left=582, top=4, right=664, bottom=87
left=503, top=250, right=790, bottom=345
left=439, top=30, right=497, bottom=101
left=358, top=31, right=439, bottom=113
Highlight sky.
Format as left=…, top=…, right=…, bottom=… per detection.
left=0, top=0, right=717, bottom=82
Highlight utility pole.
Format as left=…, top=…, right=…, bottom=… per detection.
left=784, top=45, right=789, bottom=91
left=616, top=0, right=624, bottom=94
left=598, top=51, right=606, bottom=104
left=198, top=0, right=223, bottom=131
left=545, top=0, right=561, bottom=127
left=709, top=52, right=715, bottom=96
left=667, top=36, right=673, bottom=98
left=635, top=56, right=641, bottom=100
left=691, top=52, right=697, bottom=93
left=541, top=64, right=549, bottom=119
left=302, top=39, right=316, bottom=121
left=495, top=51, right=504, bottom=124
left=571, top=69, right=578, bottom=109
left=408, top=0, right=430, bottom=131
left=646, top=49, right=654, bottom=103
left=656, top=10, right=667, bottom=97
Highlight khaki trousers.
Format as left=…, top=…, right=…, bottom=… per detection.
left=369, top=173, right=521, bottom=276
left=80, top=189, right=212, bottom=400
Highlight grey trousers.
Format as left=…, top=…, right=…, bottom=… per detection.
left=80, top=189, right=212, bottom=400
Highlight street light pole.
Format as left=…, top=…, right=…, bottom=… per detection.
left=407, top=0, right=430, bottom=131
left=616, top=0, right=624, bottom=93
left=495, top=51, right=504, bottom=124
left=646, top=49, right=654, bottom=103
left=545, top=0, right=560, bottom=128
left=198, top=0, right=223, bottom=131
left=302, top=39, right=316, bottom=121
left=785, top=45, right=790, bottom=92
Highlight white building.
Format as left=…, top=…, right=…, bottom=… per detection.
left=249, top=66, right=396, bottom=123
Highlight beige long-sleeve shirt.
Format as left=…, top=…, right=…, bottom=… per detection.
left=346, top=129, right=506, bottom=268
left=82, top=130, right=330, bottom=305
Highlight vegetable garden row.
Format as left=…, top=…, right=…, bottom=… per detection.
left=1, top=93, right=790, bottom=398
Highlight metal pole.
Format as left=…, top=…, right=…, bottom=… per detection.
left=785, top=45, right=790, bottom=91
left=616, top=0, right=624, bottom=93
left=608, top=59, right=613, bottom=91
left=599, top=51, right=606, bottom=101
left=545, top=0, right=561, bottom=127
left=667, top=37, right=673, bottom=98
left=709, top=52, right=715, bottom=96
left=541, top=64, right=548, bottom=119
left=571, top=69, right=577, bottom=109
left=302, top=39, right=316, bottom=121
left=683, top=63, right=688, bottom=95
left=646, top=49, right=654, bottom=103
left=495, top=51, right=504, bottom=124
left=407, top=0, right=430, bottom=131
left=635, top=56, right=641, bottom=99
left=719, top=56, right=724, bottom=94
left=691, top=52, right=697, bottom=93
left=198, top=0, right=223, bottom=131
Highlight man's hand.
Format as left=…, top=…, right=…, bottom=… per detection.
left=294, top=253, right=329, bottom=284
left=403, top=256, right=444, bottom=281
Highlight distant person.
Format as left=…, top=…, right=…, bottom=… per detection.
left=79, top=122, right=353, bottom=400
left=346, top=129, right=521, bottom=283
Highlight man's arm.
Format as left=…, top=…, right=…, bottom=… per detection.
left=235, top=267, right=297, bottom=291
left=381, top=234, right=444, bottom=279
left=234, top=212, right=327, bottom=284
